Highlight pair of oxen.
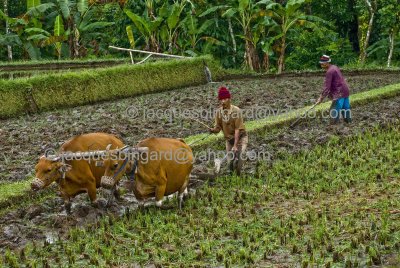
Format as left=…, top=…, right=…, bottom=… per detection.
left=31, top=133, right=193, bottom=213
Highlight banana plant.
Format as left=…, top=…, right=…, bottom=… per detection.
left=0, top=33, right=22, bottom=47
left=181, top=12, right=215, bottom=56
left=202, top=0, right=268, bottom=71
left=0, top=6, right=43, bottom=59
left=260, top=16, right=280, bottom=72
left=126, top=25, right=135, bottom=48
left=262, top=0, right=329, bottom=73
left=124, top=0, right=192, bottom=54
left=124, top=8, right=162, bottom=51
left=53, top=15, right=64, bottom=59
left=375, top=0, right=400, bottom=67
left=22, top=0, right=113, bottom=58
left=158, top=0, right=193, bottom=53
left=76, top=6, right=114, bottom=56
left=27, top=0, right=41, bottom=9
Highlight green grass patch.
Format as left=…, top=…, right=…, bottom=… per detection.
left=0, top=180, right=31, bottom=204
left=0, top=179, right=56, bottom=216
left=6, top=123, right=400, bottom=266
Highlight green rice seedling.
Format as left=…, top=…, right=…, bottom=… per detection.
left=332, top=251, right=343, bottom=263
left=42, top=258, right=51, bottom=268
left=351, top=237, right=359, bottom=249
left=368, top=246, right=381, bottom=265
left=19, top=247, right=26, bottom=262
left=216, top=250, right=224, bottom=262
left=292, top=243, right=300, bottom=254
left=4, top=249, right=19, bottom=268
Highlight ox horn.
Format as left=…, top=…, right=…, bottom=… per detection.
left=105, top=144, right=113, bottom=152
left=42, top=154, right=60, bottom=162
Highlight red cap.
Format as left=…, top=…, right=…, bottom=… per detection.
left=218, top=87, right=231, bottom=100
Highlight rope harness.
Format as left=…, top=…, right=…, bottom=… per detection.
left=126, top=158, right=138, bottom=182
left=113, top=157, right=130, bottom=180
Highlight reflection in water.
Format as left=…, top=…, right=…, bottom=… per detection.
left=0, top=69, right=76, bottom=80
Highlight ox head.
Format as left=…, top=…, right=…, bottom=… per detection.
left=31, top=155, right=72, bottom=191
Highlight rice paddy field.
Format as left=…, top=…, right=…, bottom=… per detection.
left=0, top=70, right=400, bottom=267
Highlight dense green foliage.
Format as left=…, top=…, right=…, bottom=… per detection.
left=3, top=123, right=399, bottom=266
left=1, top=0, right=399, bottom=71
left=0, top=56, right=223, bottom=118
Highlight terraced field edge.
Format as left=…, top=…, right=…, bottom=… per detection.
left=0, top=56, right=223, bottom=119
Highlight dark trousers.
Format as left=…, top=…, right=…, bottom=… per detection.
left=226, top=135, right=248, bottom=175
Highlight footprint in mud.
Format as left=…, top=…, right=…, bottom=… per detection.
left=25, top=205, right=44, bottom=220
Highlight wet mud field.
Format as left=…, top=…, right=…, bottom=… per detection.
left=1, top=73, right=400, bottom=183
left=0, top=74, right=400, bottom=251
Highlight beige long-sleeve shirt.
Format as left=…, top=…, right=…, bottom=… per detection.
left=214, top=105, right=246, bottom=140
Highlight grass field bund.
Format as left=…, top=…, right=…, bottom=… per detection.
left=0, top=56, right=223, bottom=119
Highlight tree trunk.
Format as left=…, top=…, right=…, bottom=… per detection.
left=263, top=53, right=269, bottom=73
left=387, top=29, right=395, bottom=68
left=348, top=0, right=360, bottom=52
left=68, top=19, right=75, bottom=58
left=228, top=18, right=237, bottom=63
left=4, top=0, right=13, bottom=61
left=150, top=35, right=159, bottom=52
left=360, top=0, right=376, bottom=64
left=245, top=40, right=260, bottom=71
left=73, top=25, right=80, bottom=58
left=244, top=30, right=260, bottom=71
left=277, top=35, right=286, bottom=74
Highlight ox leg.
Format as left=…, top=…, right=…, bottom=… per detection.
left=105, top=190, right=115, bottom=208
left=178, top=181, right=189, bottom=211
left=60, top=192, right=72, bottom=214
left=155, top=184, right=167, bottom=208
left=87, top=182, right=99, bottom=208
left=113, top=186, right=122, bottom=201
left=65, top=201, right=72, bottom=214
left=156, top=199, right=164, bottom=207
left=178, top=193, right=184, bottom=211
left=138, top=200, right=145, bottom=210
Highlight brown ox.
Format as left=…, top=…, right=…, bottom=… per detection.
left=31, top=133, right=125, bottom=213
left=101, top=137, right=193, bottom=209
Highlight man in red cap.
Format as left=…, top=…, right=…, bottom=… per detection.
left=209, top=86, right=248, bottom=175
left=316, top=55, right=352, bottom=124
